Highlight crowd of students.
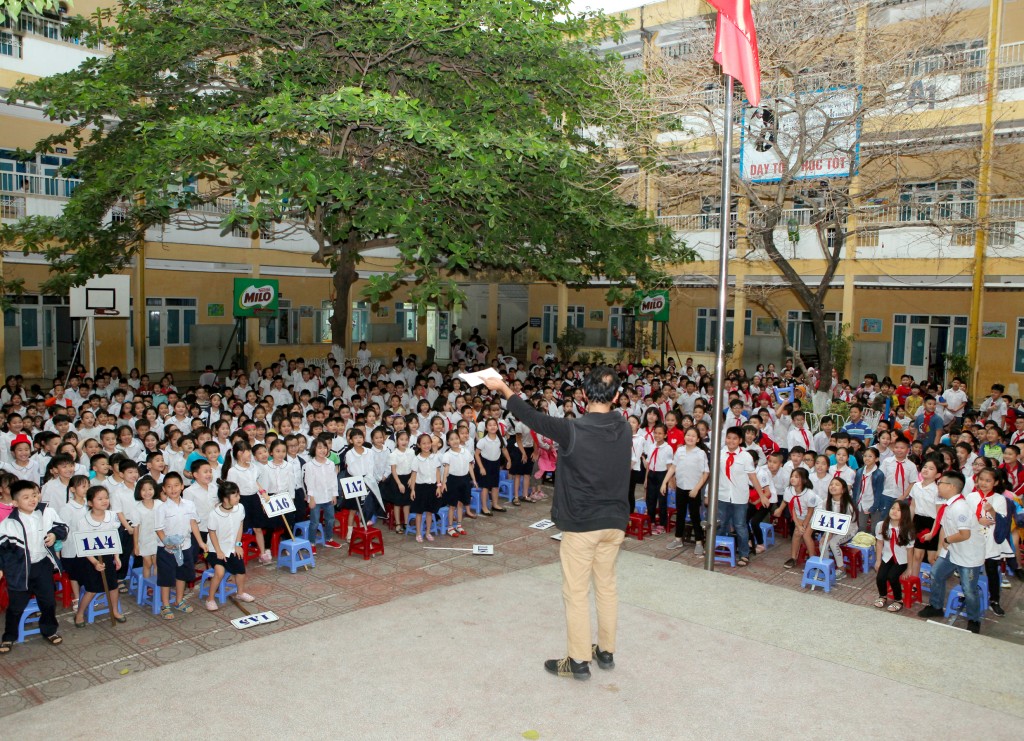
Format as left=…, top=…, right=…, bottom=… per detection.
left=0, top=344, right=1021, bottom=651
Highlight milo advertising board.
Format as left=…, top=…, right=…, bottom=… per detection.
left=636, top=290, right=670, bottom=322
left=233, top=278, right=280, bottom=317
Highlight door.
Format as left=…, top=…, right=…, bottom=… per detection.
left=905, top=324, right=928, bottom=381
left=146, top=306, right=164, bottom=374
left=351, top=303, right=369, bottom=344
left=42, top=307, right=57, bottom=378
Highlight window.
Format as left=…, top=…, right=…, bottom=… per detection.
left=609, top=307, right=634, bottom=349
left=891, top=314, right=967, bottom=366
left=314, top=300, right=333, bottom=344
left=786, top=310, right=842, bottom=355
left=8, top=295, right=41, bottom=348
left=1016, top=318, right=1024, bottom=374
left=164, top=298, right=197, bottom=345
left=261, top=299, right=298, bottom=345
left=352, top=301, right=368, bottom=343
left=542, top=304, right=584, bottom=344
left=396, top=302, right=417, bottom=341
left=696, top=308, right=752, bottom=352
left=0, top=32, right=22, bottom=58
left=898, top=181, right=975, bottom=223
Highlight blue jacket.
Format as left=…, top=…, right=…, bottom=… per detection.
left=0, top=503, right=67, bottom=591
left=852, top=467, right=885, bottom=509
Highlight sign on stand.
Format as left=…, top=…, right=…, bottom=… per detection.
left=75, top=527, right=122, bottom=557
left=811, top=511, right=853, bottom=536
left=260, top=493, right=296, bottom=518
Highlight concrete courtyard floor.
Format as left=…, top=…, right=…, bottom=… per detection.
left=3, top=496, right=1023, bottom=738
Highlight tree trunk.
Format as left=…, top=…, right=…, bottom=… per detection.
left=330, top=242, right=358, bottom=360
left=809, top=303, right=833, bottom=384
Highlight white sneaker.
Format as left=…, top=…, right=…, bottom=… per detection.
left=236, top=592, right=255, bottom=603
left=694, top=542, right=704, bottom=557
left=666, top=538, right=684, bottom=550
left=205, top=600, right=218, bottom=611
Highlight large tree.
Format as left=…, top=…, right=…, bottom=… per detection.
left=604, top=0, right=1015, bottom=379
left=2, top=0, right=687, bottom=353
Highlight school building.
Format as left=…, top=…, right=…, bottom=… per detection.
left=1, top=0, right=1023, bottom=393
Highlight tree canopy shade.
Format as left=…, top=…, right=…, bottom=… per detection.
left=1, top=0, right=690, bottom=350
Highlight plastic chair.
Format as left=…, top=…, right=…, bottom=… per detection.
left=801, top=556, right=836, bottom=592
left=469, top=488, right=482, bottom=515
left=277, top=538, right=315, bottom=573
left=839, top=545, right=862, bottom=579
left=919, top=562, right=932, bottom=593
left=843, top=542, right=875, bottom=572
left=198, top=569, right=239, bottom=604
left=407, top=513, right=441, bottom=537
left=132, top=568, right=163, bottom=616
left=17, top=598, right=41, bottom=643
left=634, top=500, right=648, bottom=515
left=497, top=480, right=514, bottom=502
left=626, top=513, right=652, bottom=541
left=943, top=575, right=990, bottom=618
left=770, top=514, right=791, bottom=539
left=240, top=533, right=262, bottom=565
left=85, top=592, right=120, bottom=624
left=53, top=571, right=73, bottom=609
left=499, top=469, right=510, bottom=484
left=348, top=525, right=385, bottom=560
left=760, top=522, right=776, bottom=548
left=714, top=536, right=737, bottom=568
left=294, top=521, right=326, bottom=547
left=667, top=490, right=677, bottom=509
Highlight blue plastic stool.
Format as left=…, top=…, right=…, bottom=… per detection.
left=85, top=591, right=120, bottom=623
left=919, top=562, right=931, bottom=593
left=667, top=490, right=677, bottom=509
left=760, top=522, right=776, bottom=547
left=407, top=512, right=441, bottom=537
left=634, top=500, right=648, bottom=515
left=277, top=538, right=315, bottom=573
left=944, top=575, right=990, bottom=618
left=469, top=488, right=482, bottom=515
left=198, top=569, right=239, bottom=604
left=499, top=469, right=510, bottom=484
left=497, top=480, right=514, bottom=502
left=801, top=556, right=836, bottom=592
left=294, top=521, right=326, bottom=546
left=17, top=598, right=41, bottom=643
left=436, top=508, right=450, bottom=533
left=714, top=536, right=737, bottom=567
left=131, top=567, right=162, bottom=616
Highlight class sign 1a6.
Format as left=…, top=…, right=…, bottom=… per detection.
left=636, top=290, right=670, bottom=322
left=233, top=278, right=280, bottom=317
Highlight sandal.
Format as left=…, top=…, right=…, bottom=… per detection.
left=481, top=511, right=493, bottom=517
left=114, top=615, right=127, bottom=624
left=447, top=527, right=458, bottom=538
left=416, top=535, right=423, bottom=543
left=174, top=599, right=194, bottom=614
left=0, top=641, right=12, bottom=654
left=425, top=533, right=435, bottom=542
left=512, top=499, right=521, bottom=506
left=456, top=524, right=466, bottom=535
left=45, top=634, right=63, bottom=645
left=873, top=597, right=887, bottom=608
left=737, top=557, right=749, bottom=567
left=465, top=512, right=478, bottom=519
left=74, top=617, right=87, bottom=628
left=160, top=605, right=175, bottom=621
left=117, top=581, right=129, bottom=594
left=493, top=506, right=507, bottom=513
left=887, top=601, right=904, bottom=613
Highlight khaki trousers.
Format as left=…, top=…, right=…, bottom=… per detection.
left=559, top=528, right=626, bottom=662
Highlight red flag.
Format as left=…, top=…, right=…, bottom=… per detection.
left=706, top=0, right=761, bottom=107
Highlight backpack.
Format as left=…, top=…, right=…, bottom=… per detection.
left=993, top=506, right=1012, bottom=545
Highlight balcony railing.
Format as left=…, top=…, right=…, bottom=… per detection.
left=1, top=12, right=102, bottom=49
left=0, top=195, right=25, bottom=219
left=0, top=171, right=81, bottom=198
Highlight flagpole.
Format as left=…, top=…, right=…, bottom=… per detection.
left=703, top=73, right=734, bottom=572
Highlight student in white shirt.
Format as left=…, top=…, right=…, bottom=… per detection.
left=132, top=476, right=163, bottom=581
left=907, top=457, right=942, bottom=580
left=73, top=486, right=126, bottom=626
left=304, top=438, right=342, bottom=549
left=664, top=427, right=709, bottom=554
left=474, top=418, right=510, bottom=516
left=874, top=499, right=913, bottom=611
left=154, top=472, right=205, bottom=619
left=777, top=467, right=820, bottom=569
left=643, top=424, right=673, bottom=535
left=184, top=460, right=219, bottom=545
left=716, top=426, right=764, bottom=567
left=970, top=467, right=1015, bottom=616
left=627, top=416, right=645, bottom=515
left=880, top=437, right=917, bottom=502
left=749, top=450, right=784, bottom=554
left=204, top=480, right=255, bottom=610
left=786, top=411, right=814, bottom=452
left=440, top=429, right=477, bottom=538
left=409, top=433, right=442, bottom=543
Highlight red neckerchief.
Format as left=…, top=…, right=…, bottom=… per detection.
left=975, top=489, right=993, bottom=520
left=725, top=450, right=736, bottom=481
left=889, top=525, right=899, bottom=559
left=925, top=493, right=965, bottom=540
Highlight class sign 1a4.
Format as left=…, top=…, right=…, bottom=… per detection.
left=636, top=290, right=670, bottom=322
left=233, top=278, right=280, bottom=317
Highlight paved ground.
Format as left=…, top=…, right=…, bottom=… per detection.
left=2, top=492, right=1023, bottom=729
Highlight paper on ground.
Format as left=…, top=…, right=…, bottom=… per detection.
left=458, top=367, right=503, bottom=387
left=529, top=519, right=555, bottom=530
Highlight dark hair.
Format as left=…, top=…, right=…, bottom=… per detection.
left=882, top=499, right=914, bottom=546
left=789, top=467, right=812, bottom=491
left=85, top=485, right=108, bottom=504
left=582, top=366, right=619, bottom=405
left=216, top=478, right=240, bottom=505
left=824, top=477, right=855, bottom=515
left=134, top=476, right=160, bottom=501
left=939, top=470, right=966, bottom=492
left=10, top=480, right=39, bottom=500
left=162, top=471, right=184, bottom=486
left=222, top=439, right=252, bottom=479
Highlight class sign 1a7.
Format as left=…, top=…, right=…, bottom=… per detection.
left=636, top=290, right=670, bottom=322
left=233, top=278, right=280, bottom=317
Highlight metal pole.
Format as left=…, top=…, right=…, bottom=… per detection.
left=966, top=0, right=1003, bottom=391
left=88, top=315, right=97, bottom=378
left=703, top=74, right=734, bottom=572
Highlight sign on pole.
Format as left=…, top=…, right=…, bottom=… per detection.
left=339, top=476, right=367, bottom=500
left=810, top=511, right=853, bottom=536
left=260, top=493, right=296, bottom=518
left=636, top=290, right=670, bottom=322
left=74, top=527, right=122, bottom=557
left=233, top=278, right=280, bottom=317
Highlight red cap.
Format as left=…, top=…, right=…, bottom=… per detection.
left=9, top=433, right=31, bottom=451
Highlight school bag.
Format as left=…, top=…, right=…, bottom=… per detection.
left=993, top=504, right=1011, bottom=545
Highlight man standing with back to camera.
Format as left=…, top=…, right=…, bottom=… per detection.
left=484, top=366, right=631, bottom=681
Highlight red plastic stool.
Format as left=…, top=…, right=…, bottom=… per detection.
left=348, top=525, right=385, bottom=560
left=771, top=515, right=791, bottom=539
left=797, top=542, right=817, bottom=565
left=839, top=545, right=863, bottom=579
left=334, top=511, right=351, bottom=539
left=271, top=530, right=284, bottom=557
left=384, top=503, right=396, bottom=529
left=888, top=575, right=923, bottom=608
left=626, top=513, right=652, bottom=541
left=240, top=534, right=262, bottom=565
left=666, top=507, right=677, bottom=532
left=53, top=571, right=73, bottom=609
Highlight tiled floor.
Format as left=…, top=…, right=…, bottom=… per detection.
left=2, top=491, right=1021, bottom=717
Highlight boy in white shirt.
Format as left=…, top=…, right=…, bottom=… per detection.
left=716, top=427, right=764, bottom=567
left=880, top=437, right=917, bottom=502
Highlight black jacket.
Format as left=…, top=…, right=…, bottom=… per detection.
left=0, top=502, right=67, bottom=591
left=507, top=396, right=630, bottom=533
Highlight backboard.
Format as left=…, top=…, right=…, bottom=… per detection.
left=70, top=275, right=131, bottom=318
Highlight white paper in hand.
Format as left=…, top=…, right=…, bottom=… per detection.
left=457, top=367, right=503, bottom=387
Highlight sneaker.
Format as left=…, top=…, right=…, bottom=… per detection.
left=917, top=605, right=944, bottom=619
left=836, top=570, right=847, bottom=580
left=236, top=593, right=256, bottom=603
left=395, top=525, right=404, bottom=535
left=456, top=524, right=466, bottom=535
left=324, top=540, right=343, bottom=549
left=694, top=542, right=704, bottom=557
left=666, top=538, right=684, bottom=550
left=205, top=600, right=218, bottom=612
left=783, top=558, right=796, bottom=568
left=544, top=656, right=591, bottom=681
left=990, top=602, right=1006, bottom=617
left=591, top=644, right=614, bottom=670
left=967, top=620, right=981, bottom=634
left=1000, top=577, right=1011, bottom=589
left=258, top=551, right=273, bottom=564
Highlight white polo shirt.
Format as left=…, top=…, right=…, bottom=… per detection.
left=441, top=447, right=473, bottom=477
left=672, top=446, right=709, bottom=491
left=717, top=447, right=755, bottom=504
left=939, top=494, right=984, bottom=568
left=154, top=496, right=198, bottom=550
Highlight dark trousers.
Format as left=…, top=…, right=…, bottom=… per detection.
left=116, top=526, right=132, bottom=580
left=645, top=471, right=668, bottom=527
left=628, top=469, right=643, bottom=514
left=876, top=558, right=907, bottom=599
left=747, top=503, right=770, bottom=546
left=985, top=558, right=1002, bottom=605
left=3, top=560, right=59, bottom=642
left=677, top=489, right=704, bottom=541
